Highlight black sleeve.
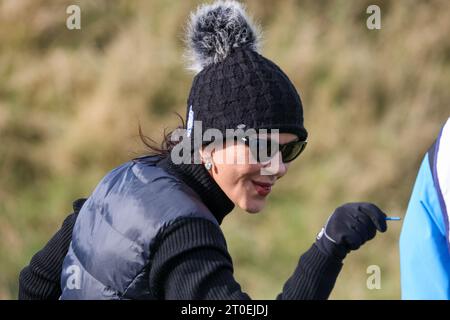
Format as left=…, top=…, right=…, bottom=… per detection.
left=148, top=217, right=343, bottom=300
left=18, top=199, right=86, bottom=300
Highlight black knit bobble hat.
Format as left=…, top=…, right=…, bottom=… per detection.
left=183, top=0, right=307, bottom=146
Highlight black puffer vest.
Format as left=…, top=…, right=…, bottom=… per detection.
left=60, top=155, right=233, bottom=299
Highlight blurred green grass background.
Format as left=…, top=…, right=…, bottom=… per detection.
left=0, top=0, right=449, bottom=299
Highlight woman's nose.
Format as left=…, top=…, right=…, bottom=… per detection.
left=260, top=152, right=288, bottom=177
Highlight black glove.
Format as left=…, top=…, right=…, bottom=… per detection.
left=315, top=202, right=387, bottom=260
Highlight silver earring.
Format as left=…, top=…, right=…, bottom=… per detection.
left=204, top=161, right=212, bottom=170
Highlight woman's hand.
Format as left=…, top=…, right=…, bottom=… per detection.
left=315, top=202, right=387, bottom=260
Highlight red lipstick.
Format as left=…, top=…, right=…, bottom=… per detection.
left=252, top=181, right=273, bottom=197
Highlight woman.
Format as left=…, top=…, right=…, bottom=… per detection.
left=19, top=0, right=387, bottom=300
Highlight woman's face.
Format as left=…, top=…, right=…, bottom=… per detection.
left=200, top=133, right=299, bottom=213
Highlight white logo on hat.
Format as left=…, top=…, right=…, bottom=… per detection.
left=187, top=105, right=194, bottom=137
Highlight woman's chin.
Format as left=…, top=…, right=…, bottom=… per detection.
left=245, top=207, right=262, bottom=214
left=238, top=198, right=266, bottom=213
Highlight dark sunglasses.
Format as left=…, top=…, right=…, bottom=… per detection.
left=238, top=135, right=307, bottom=163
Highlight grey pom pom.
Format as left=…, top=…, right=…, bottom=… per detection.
left=183, top=0, right=263, bottom=74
